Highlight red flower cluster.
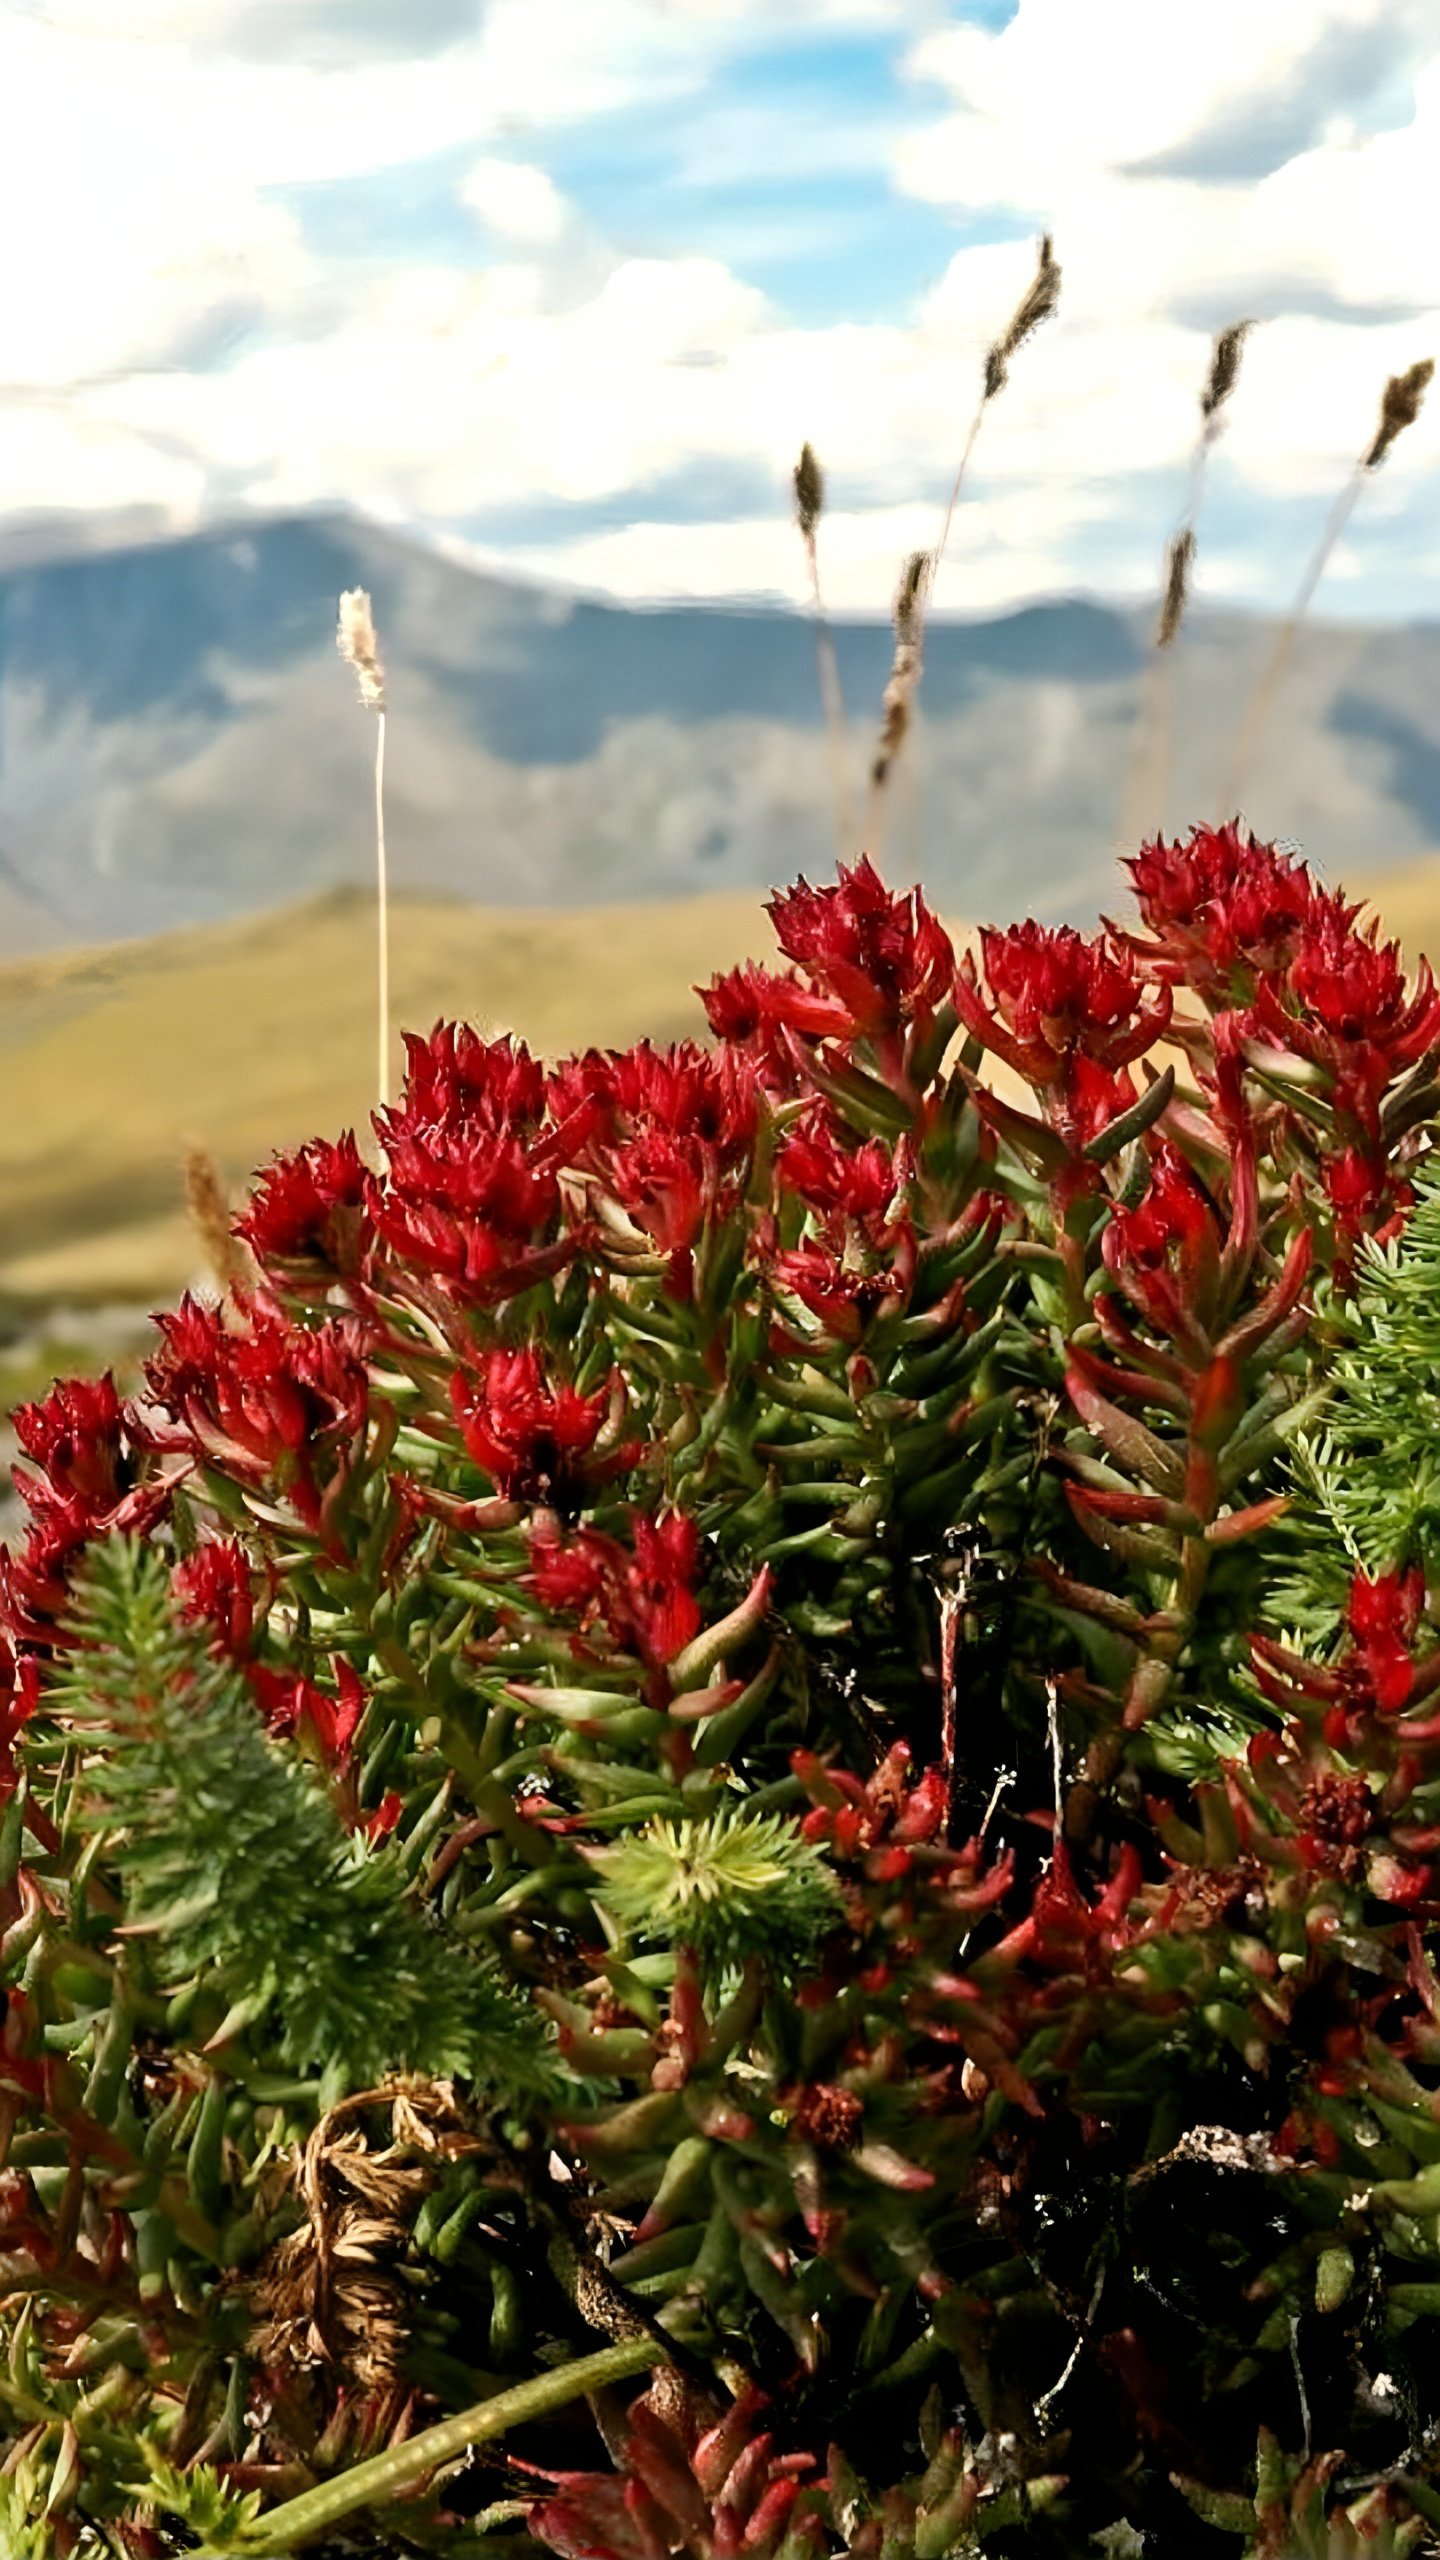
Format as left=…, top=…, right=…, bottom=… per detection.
left=143, top=1296, right=370, bottom=1536
left=525, top=2386, right=820, bottom=2560
left=1126, top=822, right=1339, bottom=1001
left=450, top=1346, right=633, bottom=1515
left=239, top=1132, right=372, bottom=1273
left=700, top=859, right=954, bottom=1098
left=767, top=856, right=955, bottom=1042
left=955, top=921, right=1169, bottom=1092
left=1, top=1376, right=165, bottom=1644
left=173, top=1538, right=397, bottom=1835
left=528, top=1510, right=705, bottom=1671
left=554, top=1042, right=757, bottom=1274
left=1122, top=825, right=1440, bottom=1267
left=765, top=1109, right=915, bottom=1343
left=1254, top=1565, right=1439, bottom=1739
left=371, top=1028, right=570, bottom=1302
left=173, top=1536, right=258, bottom=1657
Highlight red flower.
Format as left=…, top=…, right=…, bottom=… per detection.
left=450, top=1347, right=631, bottom=1514
left=2, top=1375, right=168, bottom=1640
left=768, top=1242, right=913, bottom=1345
left=995, top=1838, right=1143, bottom=1975
left=699, top=960, right=850, bottom=1058
left=766, top=857, right=955, bottom=1043
left=528, top=1510, right=704, bottom=1669
left=626, top=1513, right=704, bottom=1667
left=1348, top=1566, right=1426, bottom=1713
left=251, top=1658, right=365, bottom=1765
left=1256, top=911, right=1440, bottom=1139
left=777, top=1112, right=903, bottom=1225
left=554, top=1042, right=754, bottom=1151
left=796, top=1741, right=949, bottom=1865
left=11, top=1375, right=132, bottom=1523
left=375, top=1129, right=565, bottom=1301
left=555, top=1043, right=756, bottom=1268
left=1323, top=1147, right=1415, bottom=1261
left=143, top=1297, right=370, bottom=1534
left=955, top=922, right=1169, bottom=1090
left=379, top=1025, right=547, bottom=1143
left=239, top=1133, right=372, bottom=1272
left=525, top=2386, right=819, bottom=2560
left=765, top=1111, right=915, bottom=1342
left=1125, top=822, right=1337, bottom=1001
left=173, top=1539, right=256, bottom=1658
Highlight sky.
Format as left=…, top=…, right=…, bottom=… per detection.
left=0, top=0, right=1437, bottom=621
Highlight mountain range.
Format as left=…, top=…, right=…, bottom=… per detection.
left=2, top=508, right=1439, bottom=955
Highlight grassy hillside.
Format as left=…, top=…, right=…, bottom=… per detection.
left=0, top=885, right=787, bottom=1303
left=2, top=858, right=1437, bottom=1308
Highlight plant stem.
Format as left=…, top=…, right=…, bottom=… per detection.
left=236, top=2334, right=667, bottom=2551
left=804, top=527, right=853, bottom=861
left=1217, top=462, right=1363, bottom=821
left=374, top=705, right=390, bottom=1114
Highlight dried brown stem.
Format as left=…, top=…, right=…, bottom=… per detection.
left=1219, top=354, right=1431, bottom=821
left=868, top=235, right=1060, bottom=848
left=793, top=445, right=854, bottom=859
left=1119, top=322, right=1254, bottom=855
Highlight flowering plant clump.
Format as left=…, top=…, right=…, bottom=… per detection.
left=6, top=825, right=1440, bottom=2554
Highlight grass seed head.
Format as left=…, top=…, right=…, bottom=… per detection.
left=337, top=586, right=386, bottom=712
left=1365, top=358, right=1434, bottom=469
left=1201, top=320, right=1254, bottom=428
left=984, top=232, right=1061, bottom=400
left=1156, top=527, right=1197, bottom=648
left=793, top=442, right=824, bottom=542
left=871, top=549, right=931, bottom=789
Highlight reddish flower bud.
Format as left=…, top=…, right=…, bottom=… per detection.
left=766, top=856, right=954, bottom=1041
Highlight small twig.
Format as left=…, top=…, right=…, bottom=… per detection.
left=1046, top=1675, right=1063, bottom=1826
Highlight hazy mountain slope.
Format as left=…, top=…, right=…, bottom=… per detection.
left=2, top=510, right=1438, bottom=954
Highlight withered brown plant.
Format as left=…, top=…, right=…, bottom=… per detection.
left=793, top=441, right=853, bottom=859
left=250, top=2082, right=482, bottom=2424
left=1220, top=352, right=1434, bottom=818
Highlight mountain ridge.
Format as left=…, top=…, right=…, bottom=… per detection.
left=2, top=507, right=1439, bottom=956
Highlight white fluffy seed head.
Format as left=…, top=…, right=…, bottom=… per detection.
left=337, top=587, right=386, bottom=712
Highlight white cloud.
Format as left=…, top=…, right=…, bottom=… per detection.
left=461, top=158, right=569, bottom=245
left=1, top=0, right=1438, bottom=624
left=897, top=2, right=1438, bottom=329
left=902, top=0, right=1430, bottom=198
left=507, top=482, right=1144, bottom=614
